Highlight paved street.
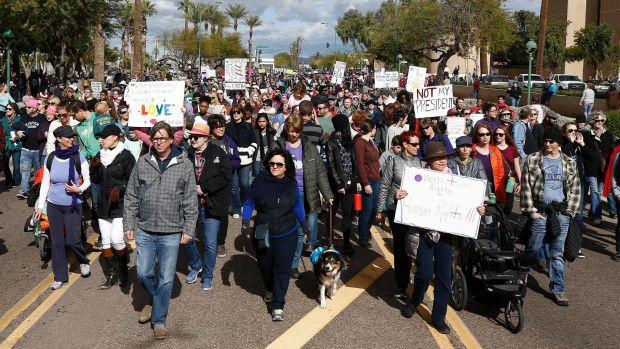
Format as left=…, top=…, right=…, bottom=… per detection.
left=0, top=181, right=619, bottom=349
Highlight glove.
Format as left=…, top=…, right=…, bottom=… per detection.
left=108, top=187, right=121, bottom=205
left=90, top=156, right=101, bottom=170
left=241, top=222, right=251, bottom=238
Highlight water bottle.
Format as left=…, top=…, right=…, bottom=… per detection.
left=505, top=176, right=516, bottom=194
left=487, top=193, right=496, bottom=205
left=354, top=190, right=362, bottom=211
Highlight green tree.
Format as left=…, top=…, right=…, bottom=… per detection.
left=177, top=0, right=194, bottom=31
left=606, top=45, right=620, bottom=78
left=574, top=23, right=614, bottom=79
left=543, top=20, right=570, bottom=73
left=243, top=15, right=263, bottom=68
left=225, top=4, right=248, bottom=32
left=335, top=9, right=370, bottom=52
left=503, top=10, right=539, bottom=65
left=274, top=53, right=293, bottom=69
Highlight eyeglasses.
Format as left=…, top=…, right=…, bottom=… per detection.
left=423, top=125, right=432, bottom=130
left=152, top=137, right=170, bottom=143
left=463, top=113, right=471, bottom=115
left=595, top=119, right=605, bottom=123
left=234, top=111, right=243, bottom=114
left=408, top=142, right=420, bottom=147
left=494, top=133, right=505, bottom=137
left=567, top=129, right=577, bottom=133
left=478, top=132, right=491, bottom=137
left=501, top=113, right=511, bottom=116
left=543, top=139, right=557, bottom=144
left=189, top=135, right=206, bottom=141
left=268, top=161, right=285, bottom=169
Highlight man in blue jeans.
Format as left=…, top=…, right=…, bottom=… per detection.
left=123, top=122, right=198, bottom=340
left=521, top=127, right=580, bottom=306
left=16, top=98, right=46, bottom=198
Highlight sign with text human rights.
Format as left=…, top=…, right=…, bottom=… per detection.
left=331, top=61, right=346, bottom=84
left=395, top=167, right=486, bottom=239
left=413, top=85, right=454, bottom=118
left=125, top=81, right=185, bottom=127
left=374, top=71, right=399, bottom=88
left=224, top=58, right=248, bottom=90
left=406, top=66, right=426, bottom=94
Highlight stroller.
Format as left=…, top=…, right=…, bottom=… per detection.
left=450, top=203, right=530, bottom=333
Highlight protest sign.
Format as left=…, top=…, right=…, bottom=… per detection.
left=406, top=66, right=426, bottom=93
left=446, top=117, right=467, bottom=147
left=224, top=58, right=248, bottom=90
left=91, top=81, right=102, bottom=96
left=285, top=69, right=295, bottom=75
left=374, top=71, right=399, bottom=88
left=395, top=167, right=486, bottom=239
left=413, top=85, right=454, bottom=118
left=331, top=61, right=346, bottom=84
left=125, top=81, right=185, bottom=128
left=469, top=113, right=484, bottom=126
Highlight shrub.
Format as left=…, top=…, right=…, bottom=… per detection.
left=605, top=110, right=620, bottom=139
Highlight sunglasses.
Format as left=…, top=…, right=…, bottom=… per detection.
left=595, top=119, right=605, bottom=123
left=478, top=132, right=491, bottom=137
left=189, top=135, right=206, bottom=141
left=6, top=108, right=13, bottom=111
left=408, top=142, right=420, bottom=147
left=501, top=113, right=511, bottom=116
left=423, top=125, right=432, bottom=130
left=58, top=113, right=69, bottom=117
left=567, top=129, right=577, bottom=133
left=494, top=133, right=505, bottom=137
left=268, top=161, right=285, bottom=169
left=463, top=113, right=471, bottom=115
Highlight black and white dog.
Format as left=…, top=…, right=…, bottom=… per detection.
left=313, top=249, right=345, bottom=309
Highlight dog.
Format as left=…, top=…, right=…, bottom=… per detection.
left=312, top=248, right=344, bottom=309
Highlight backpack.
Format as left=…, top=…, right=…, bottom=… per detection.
left=46, top=151, right=83, bottom=177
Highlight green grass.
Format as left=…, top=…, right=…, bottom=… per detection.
left=455, top=82, right=606, bottom=99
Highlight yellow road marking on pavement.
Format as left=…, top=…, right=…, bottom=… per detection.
left=0, top=237, right=136, bottom=349
left=0, top=233, right=98, bottom=334
left=418, top=303, right=455, bottom=349
left=267, top=256, right=392, bottom=349
left=372, top=228, right=482, bottom=349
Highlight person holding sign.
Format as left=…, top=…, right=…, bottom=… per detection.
left=402, top=142, right=485, bottom=334
left=377, top=131, right=424, bottom=299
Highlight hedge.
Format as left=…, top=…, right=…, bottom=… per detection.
left=605, top=110, right=620, bottom=138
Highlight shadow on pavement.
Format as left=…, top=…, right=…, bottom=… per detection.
left=0, top=238, right=6, bottom=256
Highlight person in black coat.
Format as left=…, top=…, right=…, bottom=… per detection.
left=253, top=113, right=275, bottom=176
left=226, top=105, right=257, bottom=218
left=182, top=123, right=232, bottom=290
left=91, top=124, right=136, bottom=289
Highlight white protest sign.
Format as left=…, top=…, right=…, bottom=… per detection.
left=413, top=85, right=454, bottom=118
left=395, top=167, right=486, bottom=239
left=331, top=61, right=346, bottom=84
left=224, top=58, right=248, bottom=90
left=91, top=81, right=103, bottom=96
left=446, top=117, right=466, bottom=147
left=374, top=71, right=399, bottom=88
left=406, top=66, right=426, bottom=93
left=125, top=81, right=185, bottom=128
left=469, top=113, right=484, bottom=126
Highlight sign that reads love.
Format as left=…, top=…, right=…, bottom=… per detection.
left=395, top=167, right=487, bottom=239
left=413, top=85, right=454, bottom=118
left=125, top=81, right=185, bottom=127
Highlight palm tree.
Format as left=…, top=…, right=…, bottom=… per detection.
left=243, top=15, right=263, bottom=68
left=131, top=0, right=143, bottom=76
left=120, top=1, right=134, bottom=66
left=140, top=0, right=158, bottom=58
left=225, top=4, right=247, bottom=32
left=201, top=4, right=218, bottom=34
left=94, top=24, right=105, bottom=81
left=212, top=10, right=230, bottom=35
left=177, top=0, right=194, bottom=31
left=186, top=2, right=203, bottom=31
left=536, top=0, right=549, bottom=75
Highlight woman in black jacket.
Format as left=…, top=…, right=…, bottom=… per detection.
left=91, top=124, right=135, bottom=289
left=241, top=148, right=308, bottom=322
left=587, top=111, right=616, bottom=223
left=326, top=114, right=360, bottom=253
left=253, top=113, right=275, bottom=176
left=182, top=123, right=232, bottom=290
left=226, top=104, right=257, bottom=218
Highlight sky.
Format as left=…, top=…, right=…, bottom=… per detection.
left=115, top=0, right=541, bottom=59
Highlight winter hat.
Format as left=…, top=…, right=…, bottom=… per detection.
left=575, top=114, right=587, bottom=124
left=46, top=105, right=57, bottom=115
left=26, top=98, right=39, bottom=109
left=543, top=126, right=563, bottom=144
left=332, top=113, right=350, bottom=133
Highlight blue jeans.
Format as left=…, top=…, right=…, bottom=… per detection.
left=252, top=160, right=264, bottom=177
left=525, top=213, right=570, bottom=294
left=291, top=191, right=318, bottom=269
left=587, top=176, right=602, bottom=219
left=359, top=179, right=380, bottom=242
left=135, top=229, right=181, bottom=326
left=231, top=164, right=251, bottom=215
left=584, top=103, right=593, bottom=118
left=183, top=206, right=220, bottom=283
left=2, top=150, right=20, bottom=184
left=509, top=97, right=520, bottom=107
left=20, top=148, right=40, bottom=193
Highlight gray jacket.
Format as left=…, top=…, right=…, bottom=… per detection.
left=378, top=153, right=424, bottom=212
left=123, top=145, right=199, bottom=236
left=448, top=157, right=491, bottom=195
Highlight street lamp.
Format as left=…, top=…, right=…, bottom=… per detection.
left=526, top=39, right=537, bottom=105
left=3, top=30, right=14, bottom=88
left=397, top=54, right=403, bottom=73
left=320, top=22, right=336, bottom=51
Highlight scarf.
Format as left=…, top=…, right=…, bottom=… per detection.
left=602, top=145, right=620, bottom=197
left=55, top=144, right=80, bottom=209
left=100, top=142, right=125, bottom=167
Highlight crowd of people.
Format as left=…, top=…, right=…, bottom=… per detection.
left=1, top=66, right=619, bottom=339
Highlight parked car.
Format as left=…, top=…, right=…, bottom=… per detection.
left=550, top=74, right=585, bottom=90
left=609, top=76, right=620, bottom=91
left=584, top=79, right=610, bottom=93
left=481, top=75, right=509, bottom=87
left=515, top=74, right=546, bottom=89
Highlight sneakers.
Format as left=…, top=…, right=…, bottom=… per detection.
left=432, top=320, right=451, bottom=334
left=394, top=291, right=408, bottom=301
left=186, top=268, right=202, bottom=284
left=610, top=213, right=617, bottom=219
left=232, top=214, right=240, bottom=219
left=264, top=291, right=273, bottom=304
left=217, top=245, right=226, bottom=258
left=591, top=218, right=602, bottom=226
left=553, top=293, right=569, bottom=306
left=612, top=253, right=620, bottom=261
left=80, top=263, right=91, bottom=278
left=577, top=249, right=585, bottom=259
left=92, top=237, right=103, bottom=251
left=50, top=281, right=68, bottom=290
left=401, top=303, right=418, bottom=318
left=153, top=325, right=167, bottom=340
left=138, top=305, right=152, bottom=324
left=271, top=309, right=284, bottom=321
left=16, top=191, right=28, bottom=199
left=290, top=268, right=300, bottom=279
left=202, top=279, right=213, bottom=291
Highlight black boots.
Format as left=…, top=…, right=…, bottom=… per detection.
left=117, top=250, right=128, bottom=287
left=100, top=254, right=118, bottom=290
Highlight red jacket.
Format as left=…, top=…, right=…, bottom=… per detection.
left=354, top=136, right=381, bottom=186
